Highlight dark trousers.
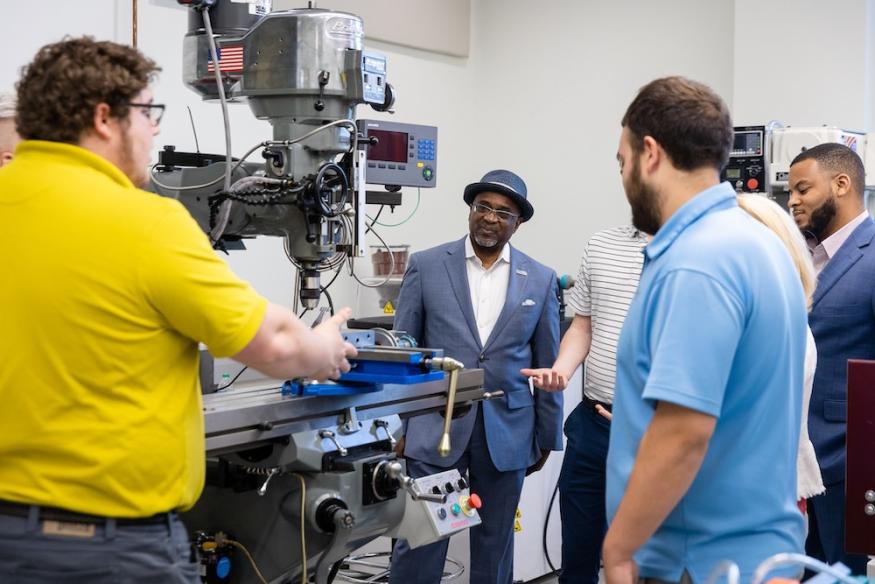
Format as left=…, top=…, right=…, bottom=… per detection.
left=558, top=402, right=611, bottom=584
left=806, top=481, right=868, bottom=575
left=0, top=506, right=198, bottom=583
left=390, top=408, right=526, bottom=584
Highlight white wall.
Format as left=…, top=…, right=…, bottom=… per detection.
left=0, top=2, right=120, bottom=83
left=466, top=0, right=736, bottom=281
left=733, top=0, right=874, bottom=130
left=319, top=0, right=471, bottom=57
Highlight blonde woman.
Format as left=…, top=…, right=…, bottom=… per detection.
left=737, top=194, right=825, bottom=508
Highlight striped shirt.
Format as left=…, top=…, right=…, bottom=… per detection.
left=568, top=226, right=647, bottom=403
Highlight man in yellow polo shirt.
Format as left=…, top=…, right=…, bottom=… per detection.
left=0, top=38, right=357, bottom=583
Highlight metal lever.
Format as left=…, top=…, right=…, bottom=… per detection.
left=373, top=419, right=396, bottom=447
left=384, top=460, right=447, bottom=504
left=257, top=467, right=280, bottom=497
left=314, top=70, right=330, bottom=111
left=314, top=505, right=356, bottom=584
left=425, top=357, right=464, bottom=457
left=318, top=429, right=348, bottom=456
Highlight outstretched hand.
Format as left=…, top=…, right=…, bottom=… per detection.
left=520, top=368, right=568, bottom=391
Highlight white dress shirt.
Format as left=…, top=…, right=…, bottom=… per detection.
left=465, top=237, right=511, bottom=346
left=807, top=210, right=869, bottom=274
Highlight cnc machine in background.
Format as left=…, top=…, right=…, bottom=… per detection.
left=722, top=124, right=875, bottom=214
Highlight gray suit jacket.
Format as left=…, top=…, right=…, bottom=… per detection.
left=395, top=237, right=563, bottom=471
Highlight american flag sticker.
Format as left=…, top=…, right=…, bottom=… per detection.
left=207, top=44, right=245, bottom=73
left=845, top=135, right=859, bottom=152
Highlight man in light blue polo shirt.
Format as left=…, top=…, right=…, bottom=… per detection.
left=602, top=77, right=807, bottom=584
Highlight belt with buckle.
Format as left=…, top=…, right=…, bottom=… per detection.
left=0, top=499, right=170, bottom=526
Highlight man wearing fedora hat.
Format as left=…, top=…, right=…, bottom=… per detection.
left=389, top=169, right=563, bottom=584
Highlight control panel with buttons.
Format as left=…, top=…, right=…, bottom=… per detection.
left=721, top=125, right=768, bottom=194
left=387, top=468, right=481, bottom=549
left=358, top=119, right=438, bottom=188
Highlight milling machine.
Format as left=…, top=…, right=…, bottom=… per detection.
left=151, top=3, right=483, bottom=583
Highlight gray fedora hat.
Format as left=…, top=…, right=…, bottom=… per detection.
left=463, top=169, right=534, bottom=222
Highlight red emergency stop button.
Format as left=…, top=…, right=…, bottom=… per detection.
left=746, top=178, right=759, bottom=190
left=459, top=494, right=481, bottom=516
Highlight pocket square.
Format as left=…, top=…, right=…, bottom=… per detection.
left=522, top=299, right=536, bottom=306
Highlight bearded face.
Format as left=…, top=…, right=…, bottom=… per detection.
left=468, top=192, right=521, bottom=253
left=624, top=153, right=663, bottom=235
left=788, top=158, right=841, bottom=241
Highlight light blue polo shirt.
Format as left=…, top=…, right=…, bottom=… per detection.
left=607, top=182, right=806, bottom=583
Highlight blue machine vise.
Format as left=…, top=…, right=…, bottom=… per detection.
left=282, top=331, right=445, bottom=397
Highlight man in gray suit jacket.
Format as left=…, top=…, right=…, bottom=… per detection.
left=389, top=169, right=563, bottom=584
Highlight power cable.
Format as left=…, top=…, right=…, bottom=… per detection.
left=215, top=366, right=247, bottom=391
left=293, top=474, right=308, bottom=584
left=367, top=188, right=421, bottom=227
left=224, top=539, right=269, bottom=584
left=543, top=479, right=561, bottom=574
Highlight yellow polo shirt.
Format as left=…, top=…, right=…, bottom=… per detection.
left=0, top=141, right=267, bottom=517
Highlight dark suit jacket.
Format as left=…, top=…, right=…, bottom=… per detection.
left=394, top=237, right=563, bottom=472
left=808, top=217, right=875, bottom=485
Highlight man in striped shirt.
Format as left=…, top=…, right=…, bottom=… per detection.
left=523, top=225, right=647, bottom=584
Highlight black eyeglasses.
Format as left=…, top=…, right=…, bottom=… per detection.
left=470, top=202, right=519, bottom=223
left=126, top=102, right=165, bottom=126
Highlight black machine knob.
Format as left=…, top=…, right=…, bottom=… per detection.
left=370, top=460, right=403, bottom=502
left=315, top=498, right=349, bottom=533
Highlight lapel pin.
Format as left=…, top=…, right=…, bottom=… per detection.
left=516, top=269, right=528, bottom=276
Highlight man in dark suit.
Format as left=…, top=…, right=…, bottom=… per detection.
left=388, top=169, right=563, bottom=584
left=788, top=142, right=874, bottom=574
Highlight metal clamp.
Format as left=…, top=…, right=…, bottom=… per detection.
left=318, top=429, right=348, bottom=456
left=373, top=419, right=396, bottom=447
left=340, top=406, right=362, bottom=435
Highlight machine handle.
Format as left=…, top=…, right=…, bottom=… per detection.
left=373, top=419, right=396, bottom=447
left=257, top=467, right=280, bottom=497
left=425, top=357, right=464, bottom=457
left=384, top=460, right=447, bottom=504
left=318, top=429, right=348, bottom=456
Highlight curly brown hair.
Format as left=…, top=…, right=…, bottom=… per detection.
left=16, top=37, right=161, bottom=143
